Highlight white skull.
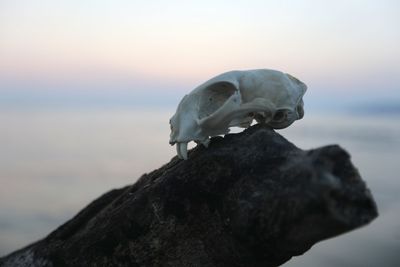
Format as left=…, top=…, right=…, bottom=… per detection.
left=169, top=69, right=307, bottom=159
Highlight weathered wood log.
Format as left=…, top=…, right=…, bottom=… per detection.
left=0, top=124, right=378, bottom=267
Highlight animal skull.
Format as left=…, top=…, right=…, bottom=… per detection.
left=169, top=69, right=307, bottom=159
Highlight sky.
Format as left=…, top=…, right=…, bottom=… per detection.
left=0, top=0, right=399, bottom=109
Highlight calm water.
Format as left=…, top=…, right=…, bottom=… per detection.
left=0, top=108, right=399, bottom=266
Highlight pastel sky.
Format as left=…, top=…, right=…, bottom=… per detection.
left=1, top=0, right=399, bottom=105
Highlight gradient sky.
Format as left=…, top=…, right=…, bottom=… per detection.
left=1, top=0, right=399, bottom=104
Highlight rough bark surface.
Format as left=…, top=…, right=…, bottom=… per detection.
left=0, top=125, right=378, bottom=267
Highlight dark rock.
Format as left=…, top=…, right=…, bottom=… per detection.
left=0, top=124, right=378, bottom=267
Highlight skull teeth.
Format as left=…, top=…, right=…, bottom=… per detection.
left=176, top=142, right=188, bottom=160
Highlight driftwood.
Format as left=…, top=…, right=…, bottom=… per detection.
left=0, top=124, right=378, bottom=267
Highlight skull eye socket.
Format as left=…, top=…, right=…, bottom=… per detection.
left=198, top=82, right=237, bottom=120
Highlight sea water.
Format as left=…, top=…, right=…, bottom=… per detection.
left=0, top=108, right=399, bottom=266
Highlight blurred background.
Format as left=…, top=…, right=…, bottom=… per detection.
left=0, top=1, right=399, bottom=266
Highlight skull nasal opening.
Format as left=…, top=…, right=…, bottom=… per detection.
left=198, top=82, right=237, bottom=120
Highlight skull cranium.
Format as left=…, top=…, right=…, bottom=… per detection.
left=169, top=69, right=307, bottom=159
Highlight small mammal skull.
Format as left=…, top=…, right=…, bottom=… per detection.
left=169, top=69, right=307, bottom=159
